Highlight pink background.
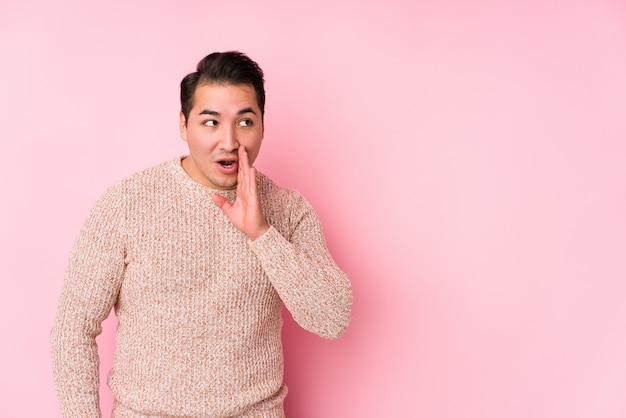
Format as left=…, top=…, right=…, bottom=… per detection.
left=1, top=0, right=626, bottom=417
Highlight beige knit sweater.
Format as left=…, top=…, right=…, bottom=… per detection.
left=50, top=157, right=352, bottom=418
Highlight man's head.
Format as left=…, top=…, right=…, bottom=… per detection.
left=180, top=51, right=265, bottom=126
left=178, top=52, right=266, bottom=190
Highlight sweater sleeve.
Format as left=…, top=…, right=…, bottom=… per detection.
left=249, top=195, right=352, bottom=339
left=50, top=187, right=127, bottom=417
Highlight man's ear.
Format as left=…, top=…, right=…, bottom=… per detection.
left=179, top=112, right=188, bottom=141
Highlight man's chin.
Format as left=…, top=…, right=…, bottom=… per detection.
left=207, top=175, right=238, bottom=191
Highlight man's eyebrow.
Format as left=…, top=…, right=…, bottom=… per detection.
left=238, top=107, right=257, bottom=116
left=197, top=108, right=257, bottom=116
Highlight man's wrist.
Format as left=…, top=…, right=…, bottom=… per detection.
left=249, top=223, right=270, bottom=241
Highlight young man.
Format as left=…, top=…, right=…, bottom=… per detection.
left=51, top=51, right=352, bottom=418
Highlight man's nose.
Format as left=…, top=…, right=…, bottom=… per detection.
left=220, top=126, right=239, bottom=152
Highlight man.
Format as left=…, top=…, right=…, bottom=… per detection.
left=51, top=51, right=352, bottom=418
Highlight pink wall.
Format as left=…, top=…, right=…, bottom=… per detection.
left=1, top=0, right=626, bottom=416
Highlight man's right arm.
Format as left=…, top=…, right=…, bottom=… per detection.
left=50, top=188, right=127, bottom=417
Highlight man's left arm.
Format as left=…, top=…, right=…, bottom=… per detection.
left=249, top=205, right=352, bottom=339
left=212, top=146, right=352, bottom=339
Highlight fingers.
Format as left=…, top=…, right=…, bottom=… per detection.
left=238, top=146, right=249, bottom=195
left=238, top=145, right=250, bottom=170
left=238, top=146, right=258, bottom=198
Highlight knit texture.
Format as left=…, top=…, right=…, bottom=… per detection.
left=50, top=157, right=352, bottom=418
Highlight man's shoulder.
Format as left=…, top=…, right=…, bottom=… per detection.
left=256, top=171, right=317, bottom=224
left=111, top=158, right=179, bottom=190
left=98, top=158, right=180, bottom=203
left=126, top=158, right=178, bottom=184
left=257, top=171, right=302, bottom=202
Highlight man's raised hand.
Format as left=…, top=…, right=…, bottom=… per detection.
left=212, top=146, right=270, bottom=240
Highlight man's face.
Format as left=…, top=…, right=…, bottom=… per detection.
left=180, top=83, right=264, bottom=190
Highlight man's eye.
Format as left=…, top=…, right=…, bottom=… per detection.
left=203, top=120, right=217, bottom=127
left=238, top=119, right=252, bottom=127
